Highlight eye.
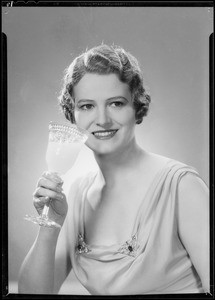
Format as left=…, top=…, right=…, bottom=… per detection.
left=79, top=104, right=94, bottom=111
left=110, top=101, right=125, bottom=108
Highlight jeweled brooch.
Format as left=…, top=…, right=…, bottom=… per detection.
left=117, top=235, right=139, bottom=257
left=76, top=234, right=91, bottom=254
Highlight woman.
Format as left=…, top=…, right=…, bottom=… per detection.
left=18, top=44, right=209, bottom=295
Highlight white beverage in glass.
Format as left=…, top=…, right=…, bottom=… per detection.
left=24, top=121, right=88, bottom=228
left=46, top=136, right=84, bottom=174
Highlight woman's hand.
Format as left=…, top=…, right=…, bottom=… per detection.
left=33, top=171, right=68, bottom=227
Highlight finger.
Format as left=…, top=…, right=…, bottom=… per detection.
left=37, top=177, right=63, bottom=192
left=42, top=171, right=63, bottom=184
left=33, top=196, right=50, bottom=209
left=34, top=186, right=64, bottom=201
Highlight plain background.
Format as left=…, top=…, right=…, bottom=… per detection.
left=2, top=5, right=213, bottom=294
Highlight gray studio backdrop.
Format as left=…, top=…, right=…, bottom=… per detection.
left=2, top=6, right=213, bottom=294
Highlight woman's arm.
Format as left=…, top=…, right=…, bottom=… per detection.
left=18, top=227, right=59, bottom=294
left=18, top=172, right=72, bottom=294
left=18, top=225, right=72, bottom=294
left=177, top=172, right=210, bottom=293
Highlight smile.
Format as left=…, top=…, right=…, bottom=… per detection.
left=92, top=130, right=118, bottom=140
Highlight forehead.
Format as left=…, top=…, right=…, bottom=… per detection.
left=73, top=73, right=131, bottom=100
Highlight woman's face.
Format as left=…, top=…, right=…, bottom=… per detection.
left=73, top=73, right=137, bottom=156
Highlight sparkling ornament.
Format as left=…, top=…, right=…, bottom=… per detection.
left=76, top=234, right=91, bottom=254
left=117, top=235, right=139, bottom=257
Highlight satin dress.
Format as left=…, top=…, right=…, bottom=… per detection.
left=62, top=159, right=206, bottom=295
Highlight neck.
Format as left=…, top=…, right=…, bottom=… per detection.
left=94, top=138, right=145, bottom=187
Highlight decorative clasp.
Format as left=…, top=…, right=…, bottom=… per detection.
left=117, top=235, right=139, bottom=257
left=76, top=234, right=91, bottom=254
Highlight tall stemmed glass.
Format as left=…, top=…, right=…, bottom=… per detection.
left=24, top=121, right=88, bottom=229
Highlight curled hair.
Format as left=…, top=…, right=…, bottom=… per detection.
left=58, top=44, right=151, bottom=124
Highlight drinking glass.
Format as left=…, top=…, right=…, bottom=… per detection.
left=24, top=121, right=88, bottom=228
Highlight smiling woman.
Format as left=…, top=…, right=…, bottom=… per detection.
left=18, top=44, right=210, bottom=295
left=72, top=73, right=137, bottom=156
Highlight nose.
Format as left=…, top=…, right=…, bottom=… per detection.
left=95, top=106, right=112, bottom=128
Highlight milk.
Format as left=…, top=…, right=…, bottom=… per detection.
left=45, top=122, right=88, bottom=175
left=46, top=140, right=83, bottom=175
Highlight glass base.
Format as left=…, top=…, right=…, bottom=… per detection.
left=24, top=214, right=61, bottom=229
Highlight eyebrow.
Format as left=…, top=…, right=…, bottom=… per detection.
left=76, top=96, right=129, bottom=103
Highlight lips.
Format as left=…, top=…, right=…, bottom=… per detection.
left=92, top=130, right=118, bottom=140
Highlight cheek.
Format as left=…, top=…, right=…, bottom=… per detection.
left=114, top=107, right=136, bottom=125
left=74, top=111, right=80, bottom=122
left=74, top=111, right=87, bottom=128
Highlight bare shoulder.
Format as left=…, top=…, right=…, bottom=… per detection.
left=176, top=172, right=209, bottom=225
left=178, top=172, right=209, bottom=200
left=176, top=171, right=209, bottom=250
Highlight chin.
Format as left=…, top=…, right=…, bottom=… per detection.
left=86, top=141, right=118, bottom=156
left=90, top=145, right=116, bottom=156
left=86, top=135, right=129, bottom=156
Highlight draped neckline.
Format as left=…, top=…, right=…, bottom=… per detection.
left=77, top=158, right=175, bottom=252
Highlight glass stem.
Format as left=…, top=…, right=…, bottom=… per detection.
left=42, top=204, right=49, bottom=218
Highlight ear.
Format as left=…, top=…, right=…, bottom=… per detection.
left=135, top=119, right=142, bottom=125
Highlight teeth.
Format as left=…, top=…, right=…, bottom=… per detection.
left=93, top=130, right=116, bottom=137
